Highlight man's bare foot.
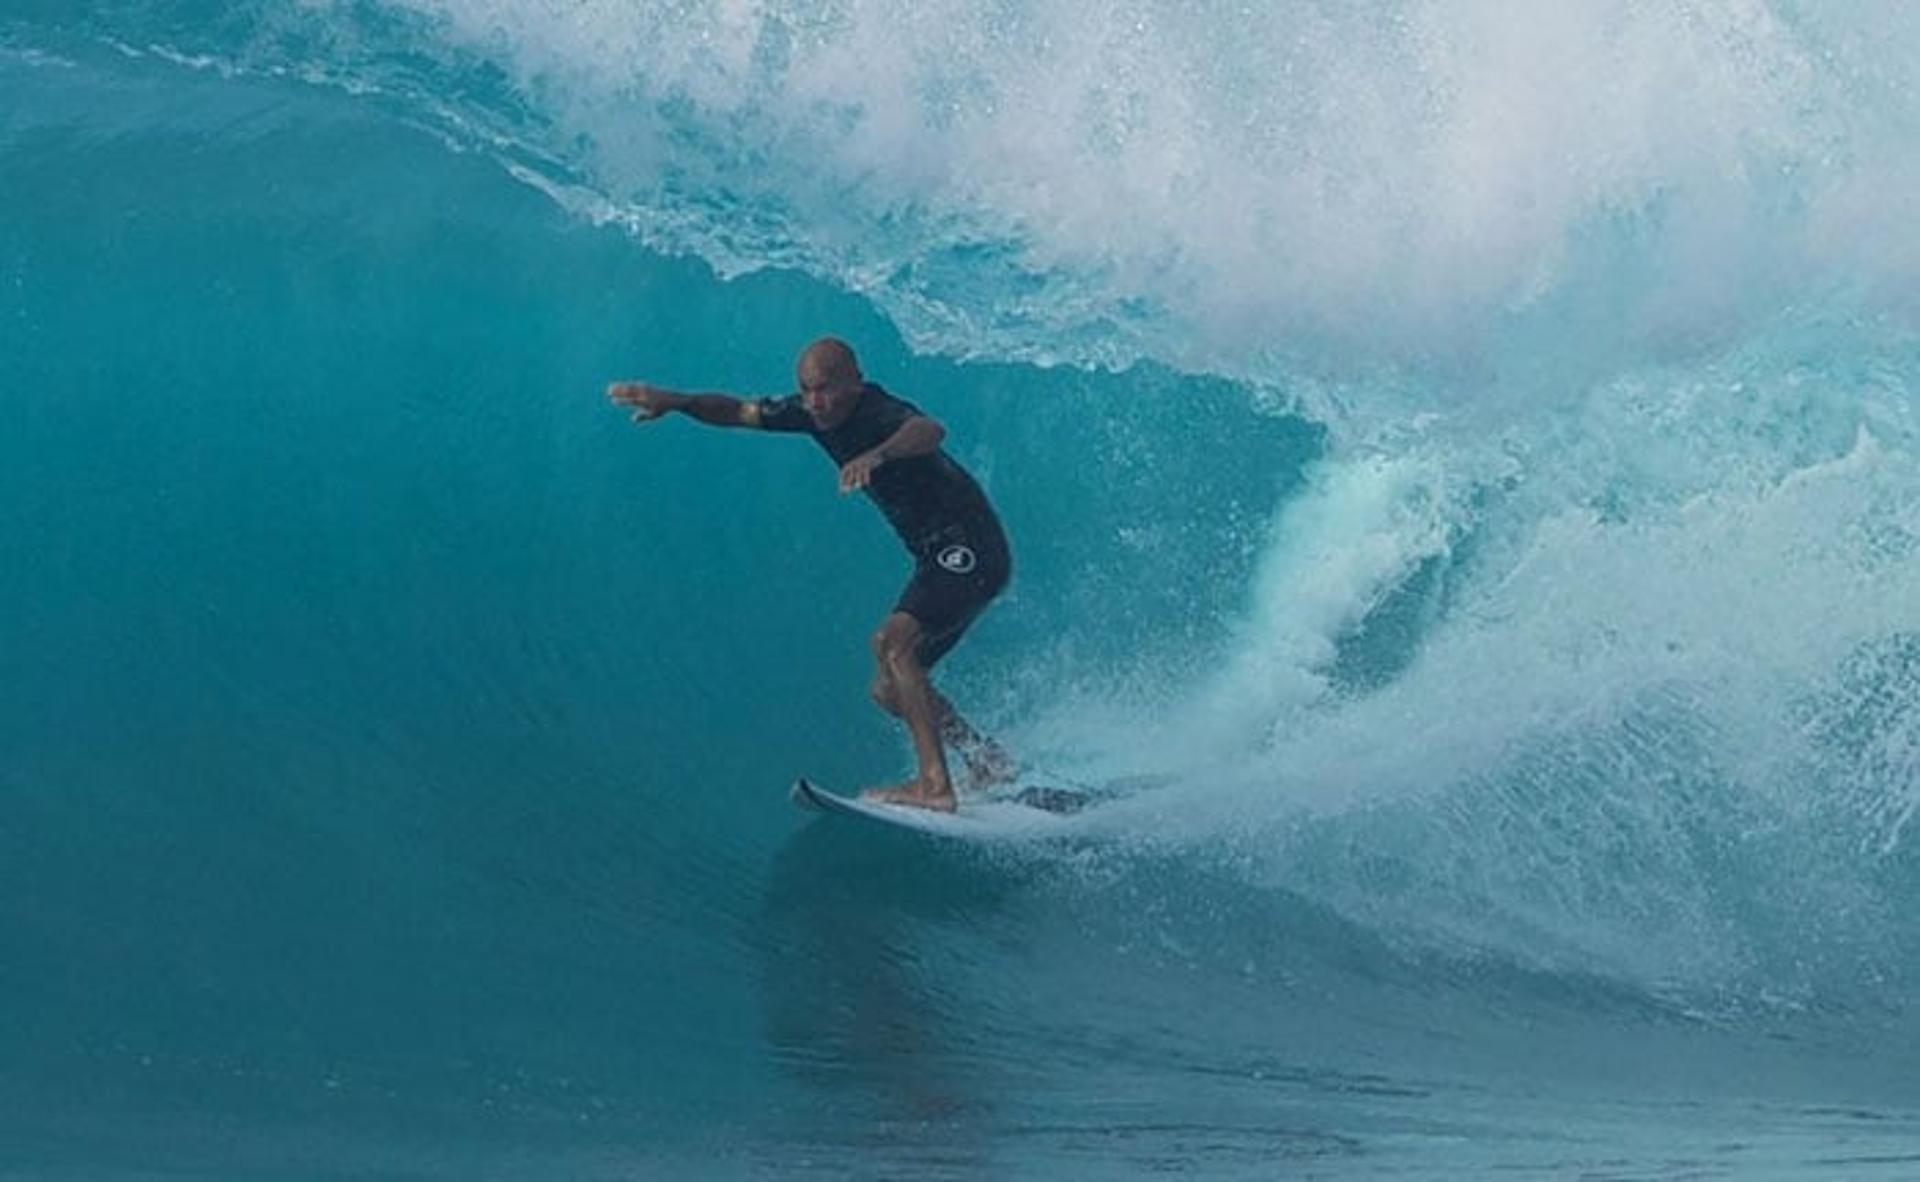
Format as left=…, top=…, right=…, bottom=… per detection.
left=861, top=780, right=958, bottom=813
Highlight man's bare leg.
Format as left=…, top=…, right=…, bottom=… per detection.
left=932, top=692, right=1017, bottom=790
left=862, top=613, right=958, bottom=812
left=870, top=661, right=1016, bottom=795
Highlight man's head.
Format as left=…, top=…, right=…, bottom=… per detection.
left=796, top=337, right=864, bottom=427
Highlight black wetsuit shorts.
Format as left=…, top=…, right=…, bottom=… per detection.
left=895, top=514, right=1011, bottom=668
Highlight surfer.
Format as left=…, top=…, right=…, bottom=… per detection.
left=607, top=338, right=1014, bottom=813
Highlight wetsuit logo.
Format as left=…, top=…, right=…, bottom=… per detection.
left=936, top=544, right=977, bottom=574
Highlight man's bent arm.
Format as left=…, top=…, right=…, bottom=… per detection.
left=876, top=415, right=946, bottom=460
left=839, top=415, right=947, bottom=493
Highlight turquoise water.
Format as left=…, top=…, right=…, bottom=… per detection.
left=5, top=3, right=1920, bottom=1177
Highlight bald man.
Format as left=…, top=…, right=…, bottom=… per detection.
left=607, top=338, right=1013, bottom=812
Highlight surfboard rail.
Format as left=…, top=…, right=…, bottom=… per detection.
left=790, top=777, right=1076, bottom=840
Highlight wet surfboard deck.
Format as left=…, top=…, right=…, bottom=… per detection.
left=789, top=777, right=1081, bottom=841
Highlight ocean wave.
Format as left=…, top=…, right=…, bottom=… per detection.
left=10, top=2, right=1920, bottom=1002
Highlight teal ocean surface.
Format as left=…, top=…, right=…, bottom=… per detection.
left=4, top=3, right=1920, bottom=1177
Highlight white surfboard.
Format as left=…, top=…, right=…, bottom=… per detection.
left=789, top=777, right=1076, bottom=841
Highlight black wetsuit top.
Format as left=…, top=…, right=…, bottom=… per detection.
left=756, top=383, right=1001, bottom=558
left=756, top=383, right=1010, bottom=666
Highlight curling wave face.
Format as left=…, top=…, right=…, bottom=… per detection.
left=12, top=0, right=1920, bottom=1002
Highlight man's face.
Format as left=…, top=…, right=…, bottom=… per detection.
left=798, top=361, right=861, bottom=427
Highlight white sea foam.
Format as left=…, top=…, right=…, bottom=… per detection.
left=356, top=1, right=1920, bottom=394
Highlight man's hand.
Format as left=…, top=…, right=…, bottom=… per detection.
left=607, top=381, right=682, bottom=423
left=839, top=448, right=887, bottom=493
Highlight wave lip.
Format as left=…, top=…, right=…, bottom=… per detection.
left=168, top=2, right=1906, bottom=384
left=19, top=2, right=1920, bottom=385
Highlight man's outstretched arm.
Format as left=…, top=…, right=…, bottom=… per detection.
left=607, top=382, right=765, bottom=428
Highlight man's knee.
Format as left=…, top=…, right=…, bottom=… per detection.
left=870, top=614, right=924, bottom=674
left=870, top=675, right=901, bottom=716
